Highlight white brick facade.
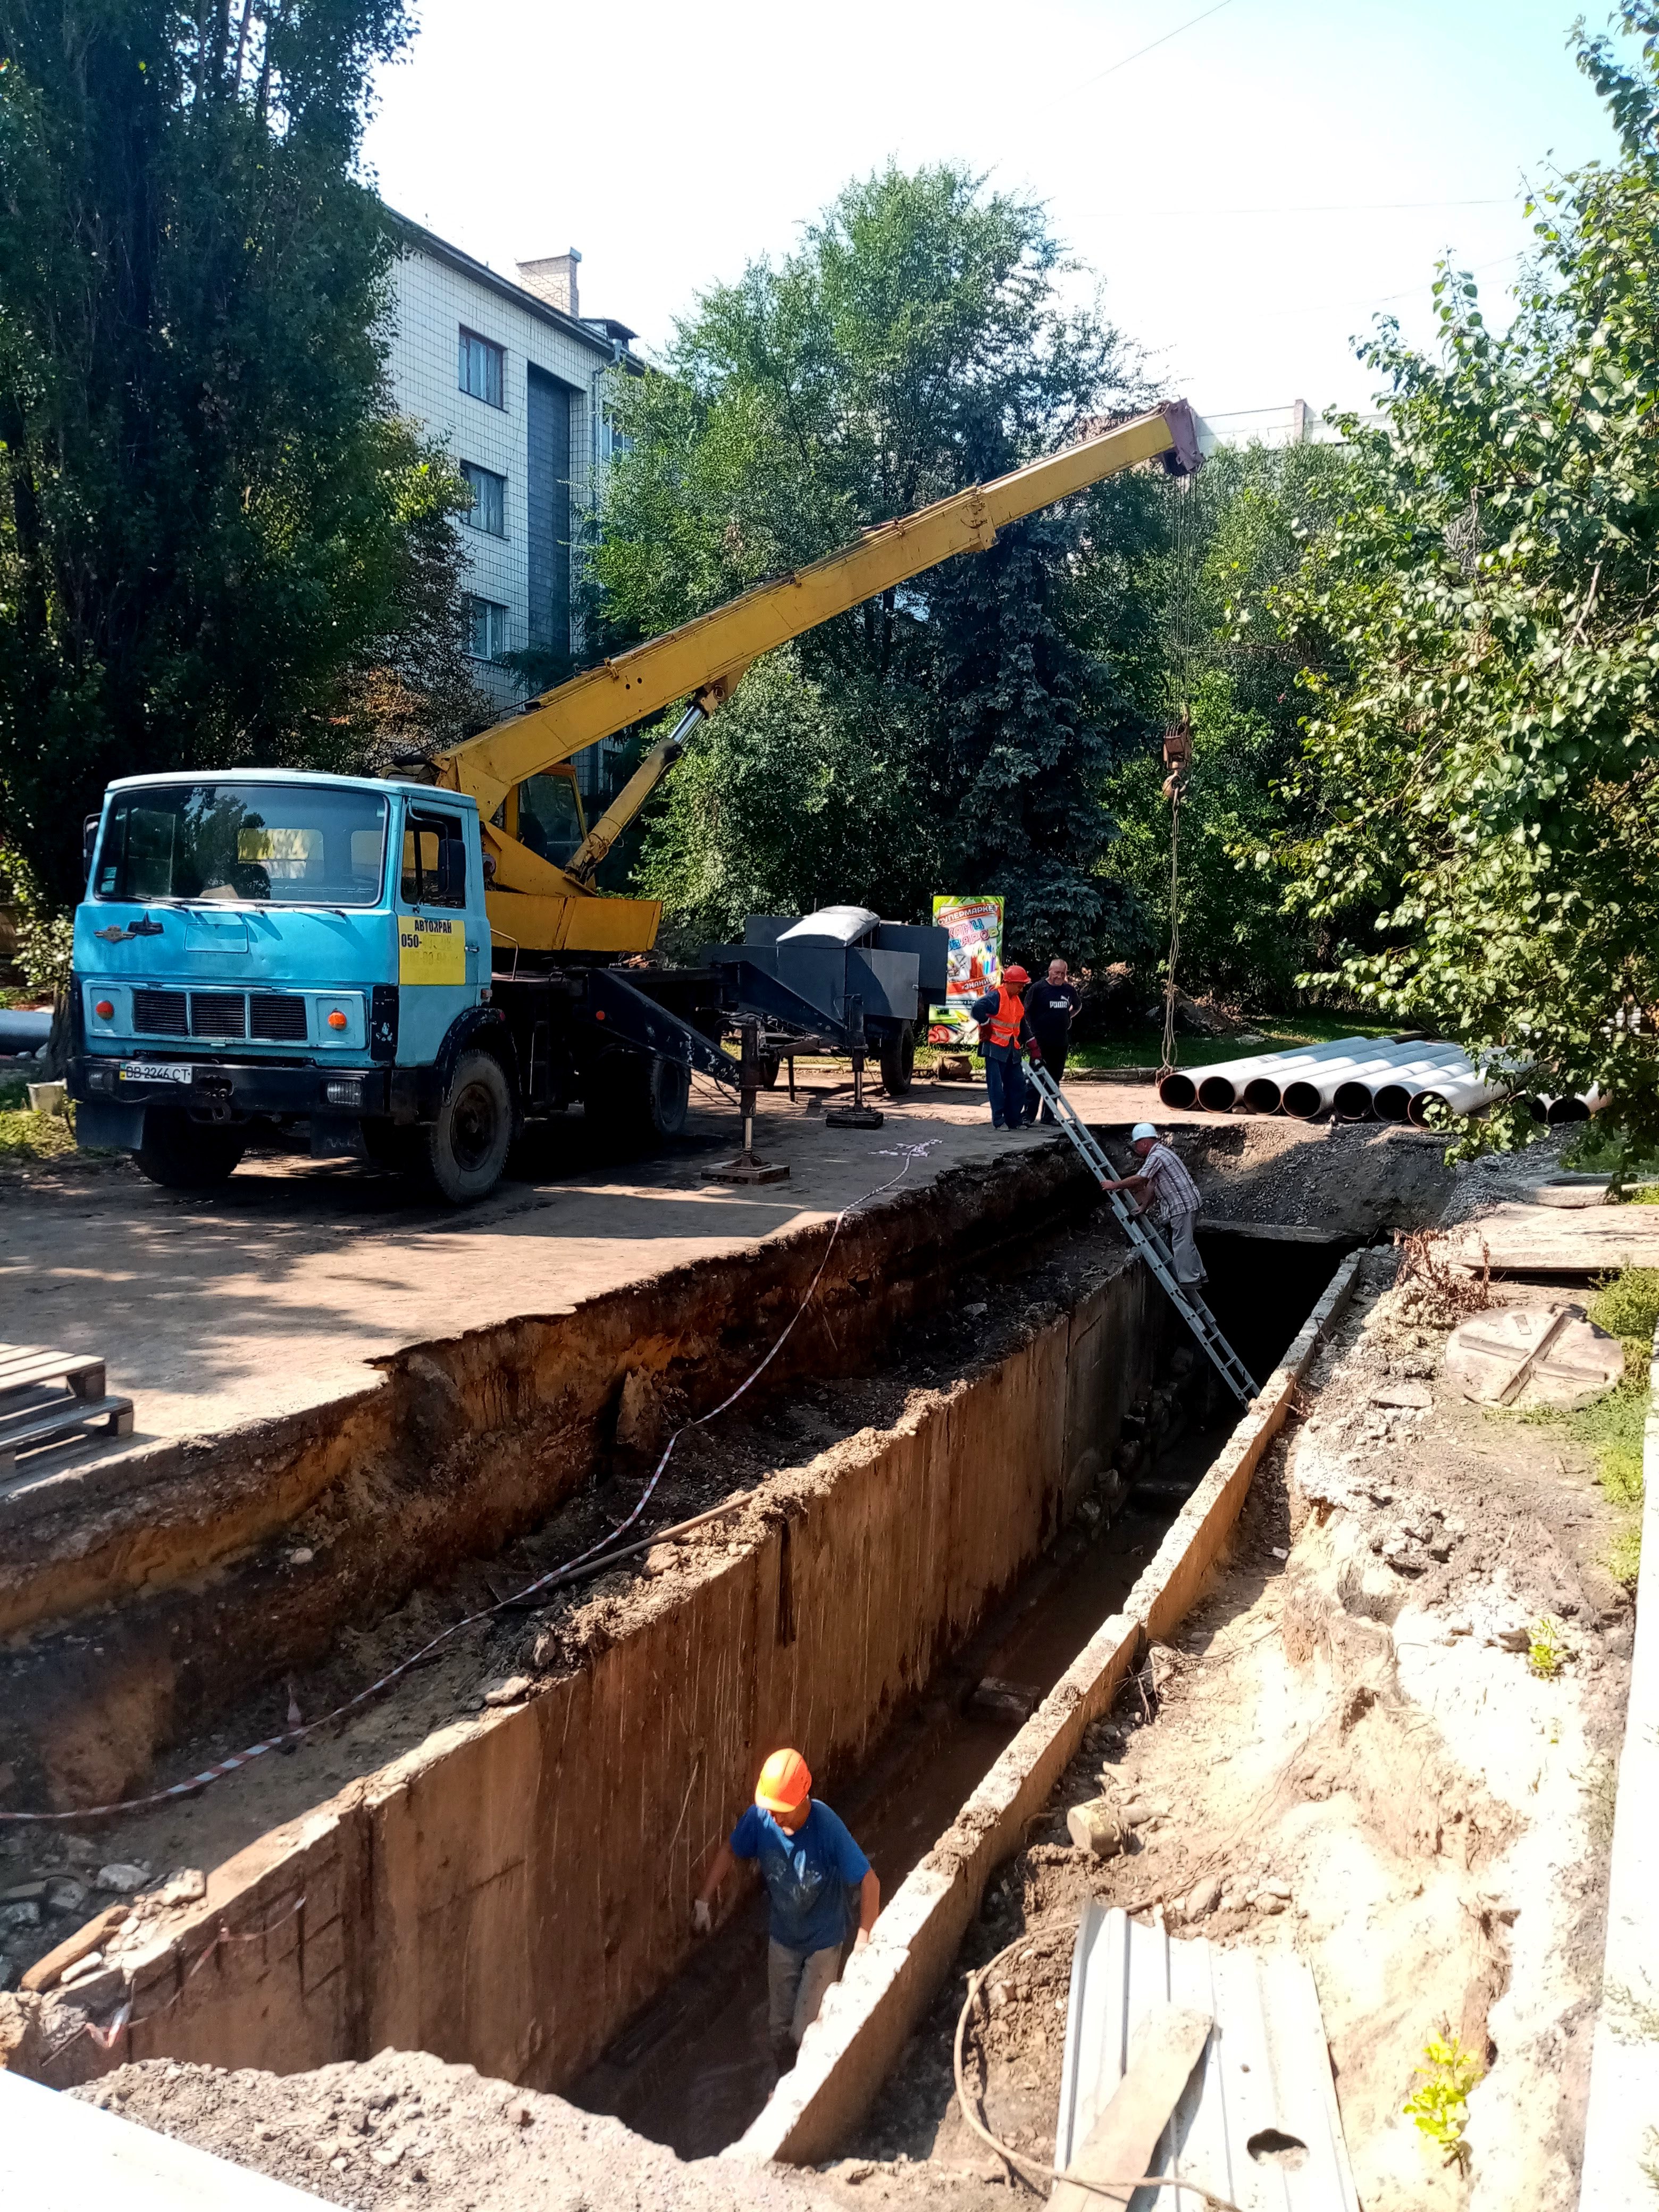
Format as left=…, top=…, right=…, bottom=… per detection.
left=383, top=217, right=633, bottom=752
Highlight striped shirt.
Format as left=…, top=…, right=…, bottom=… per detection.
left=1139, top=1141, right=1201, bottom=1225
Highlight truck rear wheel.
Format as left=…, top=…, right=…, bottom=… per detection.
left=589, top=1052, right=691, bottom=1145
left=879, top=1021, right=916, bottom=1097
left=134, top=1109, right=246, bottom=1191
left=420, top=1050, right=513, bottom=1203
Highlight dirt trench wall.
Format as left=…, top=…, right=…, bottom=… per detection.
left=2, top=1145, right=1097, bottom=1812
left=14, top=1256, right=1160, bottom=2097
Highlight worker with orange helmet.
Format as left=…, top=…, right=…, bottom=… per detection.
left=693, top=1747, right=879, bottom=2072
left=969, top=962, right=1040, bottom=1130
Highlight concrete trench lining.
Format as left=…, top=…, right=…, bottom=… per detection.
left=738, top=1247, right=1364, bottom=2168
left=3, top=1143, right=1099, bottom=1813
left=8, top=1233, right=1176, bottom=2100
left=1576, top=1319, right=1659, bottom=2210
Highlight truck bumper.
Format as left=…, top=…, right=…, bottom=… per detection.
left=67, top=1057, right=431, bottom=1149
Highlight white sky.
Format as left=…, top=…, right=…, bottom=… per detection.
left=365, top=0, right=1622, bottom=424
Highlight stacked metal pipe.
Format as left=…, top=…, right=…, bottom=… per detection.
left=1157, top=1036, right=1601, bottom=1124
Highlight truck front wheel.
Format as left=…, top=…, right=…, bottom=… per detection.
left=134, top=1109, right=246, bottom=1191
left=420, top=1050, right=513, bottom=1203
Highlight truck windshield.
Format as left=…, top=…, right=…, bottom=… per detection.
left=94, top=784, right=389, bottom=908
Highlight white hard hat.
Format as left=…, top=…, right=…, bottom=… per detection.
left=1130, top=1123, right=1158, bottom=1143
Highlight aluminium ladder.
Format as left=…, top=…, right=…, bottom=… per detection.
left=1023, top=1061, right=1260, bottom=1405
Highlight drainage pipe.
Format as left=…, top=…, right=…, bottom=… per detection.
left=1406, top=1069, right=1510, bottom=1126
left=1160, top=1037, right=1369, bottom=1113
left=1281, top=1041, right=1459, bottom=1121
left=1185, top=1036, right=1377, bottom=1113
left=1247, top=1030, right=1415, bottom=1106
left=1545, top=1087, right=1605, bottom=1124
left=1356, top=1050, right=1474, bottom=1122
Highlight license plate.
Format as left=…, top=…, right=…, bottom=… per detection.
left=119, top=1060, right=194, bottom=1085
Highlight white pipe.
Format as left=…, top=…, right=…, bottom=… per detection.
left=1283, top=1045, right=1442, bottom=1120
left=1365, top=1051, right=1475, bottom=1121
left=1186, top=1035, right=1373, bottom=1112
left=1234, top=1037, right=1406, bottom=1113
left=1407, top=1071, right=1510, bottom=1125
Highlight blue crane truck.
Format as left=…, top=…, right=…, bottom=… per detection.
left=66, top=770, right=735, bottom=1201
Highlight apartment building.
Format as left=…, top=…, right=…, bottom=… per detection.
left=383, top=215, right=637, bottom=792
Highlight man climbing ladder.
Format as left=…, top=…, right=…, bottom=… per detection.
left=1021, top=1061, right=1259, bottom=1406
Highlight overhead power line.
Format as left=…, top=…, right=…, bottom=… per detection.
left=1076, top=0, right=1242, bottom=87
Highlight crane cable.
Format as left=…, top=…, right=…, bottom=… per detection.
left=1158, top=468, right=1204, bottom=1082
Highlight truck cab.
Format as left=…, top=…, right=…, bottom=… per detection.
left=68, top=770, right=514, bottom=1199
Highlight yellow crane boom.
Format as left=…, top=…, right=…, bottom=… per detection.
left=433, top=400, right=1200, bottom=954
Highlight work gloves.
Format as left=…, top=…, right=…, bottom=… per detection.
left=692, top=1898, right=712, bottom=1935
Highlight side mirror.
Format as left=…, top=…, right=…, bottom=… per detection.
left=82, top=813, right=100, bottom=886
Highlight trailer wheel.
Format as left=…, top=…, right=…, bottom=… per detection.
left=589, top=1052, right=691, bottom=1144
left=134, top=1109, right=246, bottom=1190
left=879, top=1021, right=916, bottom=1097
left=420, top=1050, right=513, bottom=1202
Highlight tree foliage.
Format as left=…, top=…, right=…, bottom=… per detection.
left=0, top=0, right=480, bottom=905
left=1092, top=440, right=1359, bottom=1006
left=593, top=164, right=1153, bottom=962
left=1268, top=3, right=1659, bottom=1145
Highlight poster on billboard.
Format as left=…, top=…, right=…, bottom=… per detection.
left=928, top=894, right=1004, bottom=1045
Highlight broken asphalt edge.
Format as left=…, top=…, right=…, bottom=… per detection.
left=737, top=1246, right=1366, bottom=2168
left=1576, top=1317, right=1659, bottom=2212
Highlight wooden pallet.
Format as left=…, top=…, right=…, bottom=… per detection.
left=0, top=1343, right=134, bottom=1483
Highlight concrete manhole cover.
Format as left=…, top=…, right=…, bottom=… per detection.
left=1533, top=1178, right=1611, bottom=1209
left=1445, top=1305, right=1623, bottom=1408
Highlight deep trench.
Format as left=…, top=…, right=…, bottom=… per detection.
left=567, top=1230, right=1339, bottom=2160
left=7, top=1168, right=1351, bottom=2154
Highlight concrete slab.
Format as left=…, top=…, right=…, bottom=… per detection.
left=0, top=2066, right=331, bottom=2208
left=0, top=1079, right=1183, bottom=1467
left=1447, top=1200, right=1659, bottom=1276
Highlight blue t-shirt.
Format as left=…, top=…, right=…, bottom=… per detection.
left=730, top=1800, right=870, bottom=1955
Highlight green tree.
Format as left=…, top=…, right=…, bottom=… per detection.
left=593, top=164, right=1153, bottom=960
left=1268, top=2, right=1659, bottom=1147
left=1094, top=440, right=1359, bottom=1008
left=0, top=0, right=480, bottom=907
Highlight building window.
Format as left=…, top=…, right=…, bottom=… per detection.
left=466, top=596, right=509, bottom=661
left=458, top=328, right=504, bottom=408
left=459, top=461, right=506, bottom=537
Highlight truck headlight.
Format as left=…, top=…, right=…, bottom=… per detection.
left=324, top=1079, right=364, bottom=1109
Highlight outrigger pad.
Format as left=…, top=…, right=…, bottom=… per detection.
left=825, top=1105, right=883, bottom=1128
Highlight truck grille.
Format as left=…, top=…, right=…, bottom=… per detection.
left=133, top=988, right=188, bottom=1036
left=190, top=992, right=247, bottom=1040
left=249, top=993, right=308, bottom=1042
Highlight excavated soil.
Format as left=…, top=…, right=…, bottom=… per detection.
left=825, top=1244, right=1633, bottom=2212
left=69, top=2047, right=833, bottom=2211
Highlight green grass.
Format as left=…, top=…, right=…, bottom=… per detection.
left=0, top=1104, right=76, bottom=1162
left=1067, top=1011, right=1402, bottom=1072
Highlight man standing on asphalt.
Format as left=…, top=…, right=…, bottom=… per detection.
left=1100, top=1122, right=1208, bottom=1286
left=969, top=963, right=1037, bottom=1130
left=693, top=1748, right=880, bottom=2074
left=1020, top=959, right=1082, bottom=1123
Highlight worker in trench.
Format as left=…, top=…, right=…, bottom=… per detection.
left=969, top=962, right=1038, bottom=1130
left=693, top=1748, right=879, bottom=2073
left=1100, top=1121, right=1208, bottom=1286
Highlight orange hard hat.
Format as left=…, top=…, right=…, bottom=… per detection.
left=755, top=1747, right=812, bottom=1815
left=1002, top=965, right=1029, bottom=987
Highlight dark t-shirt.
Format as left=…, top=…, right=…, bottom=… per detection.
left=1025, top=981, right=1079, bottom=1042
left=730, top=1800, right=870, bottom=1953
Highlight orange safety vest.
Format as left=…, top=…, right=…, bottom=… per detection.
left=984, top=987, right=1025, bottom=1050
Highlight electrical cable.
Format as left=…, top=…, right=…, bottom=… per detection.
left=951, top=1925, right=1243, bottom=2209
left=0, top=1138, right=944, bottom=1826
